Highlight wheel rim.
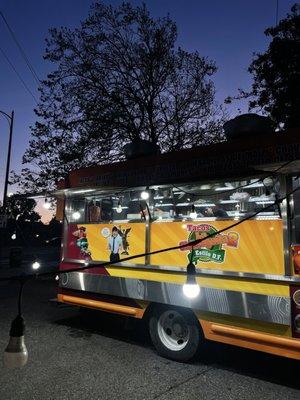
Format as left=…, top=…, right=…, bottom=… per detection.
left=157, top=310, right=190, bottom=351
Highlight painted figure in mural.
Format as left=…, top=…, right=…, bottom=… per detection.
left=72, top=226, right=91, bottom=256
left=117, top=227, right=131, bottom=255
left=108, top=226, right=123, bottom=262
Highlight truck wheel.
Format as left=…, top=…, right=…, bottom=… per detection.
left=149, top=305, right=202, bottom=362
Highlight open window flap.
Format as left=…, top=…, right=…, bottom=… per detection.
left=253, top=160, right=300, bottom=175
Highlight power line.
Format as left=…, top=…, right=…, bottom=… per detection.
left=276, top=0, right=279, bottom=26
left=0, top=10, right=40, bottom=85
left=0, top=45, right=38, bottom=103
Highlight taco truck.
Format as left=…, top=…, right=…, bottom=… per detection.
left=54, top=118, right=300, bottom=362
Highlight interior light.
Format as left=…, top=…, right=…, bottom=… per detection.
left=215, top=186, right=234, bottom=191
left=71, top=189, right=95, bottom=194
left=195, top=203, right=216, bottom=207
left=11, top=233, right=16, bottom=240
left=32, top=261, right=41, bottom=270
left=72, top=211, right=81, bottom=220
left=141, top=188, right=150, bottom=200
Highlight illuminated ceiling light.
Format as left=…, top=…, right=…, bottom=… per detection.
left=72, top=211, right=81, bottom=220
left=195, top=203, right=216, bottom=207
left=182, top=262, right=200, bottom=299
left=71, top=189, right=95, bottom=194
left=243, top=181, right=264, bottom=188
left=219, top=200, right=239, bottom=204
left=215, top=186, right=234, bottom=191
left=11, top=233, right=16, bottom=240
left=199, top=184, right=211, bottom=190
left=32, top=261, right=41, bottom=270
left=141, top=187, right=150, bottom=200
left=255, top=200, right=274, bottom=205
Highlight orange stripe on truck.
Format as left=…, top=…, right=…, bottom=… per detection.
left=200, top=320, right=300, bottom=360
left=57, top=294, right=145, bottom=318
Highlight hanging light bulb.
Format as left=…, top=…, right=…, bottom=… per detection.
left=11, top=233, right=17, bottom=240
left=4, top=315, right=28, bottom=368
left=189, top=204, right=197, bottom=219
left=140, top=187, right=150, bottom=200
left=32, top=261, right=41, bottom=270
left=182, top=262, right=200, bottom=299
left=43, top=199, right=51, bottom=210
left=116, top=198, right=123, bottom=213
left=72, top=211, right=81, bottom=220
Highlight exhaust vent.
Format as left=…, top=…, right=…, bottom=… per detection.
left=123, top=139, right=160, bottom=160
left=223, top=113, right=274, bottom=141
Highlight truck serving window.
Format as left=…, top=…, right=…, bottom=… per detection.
left=151, top=177, right=281, bottom=222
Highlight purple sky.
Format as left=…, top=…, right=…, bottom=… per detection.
left=0, top=0, right=295, bottom=220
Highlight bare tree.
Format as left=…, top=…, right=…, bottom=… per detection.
left=15, top=2, right=225, bottom=193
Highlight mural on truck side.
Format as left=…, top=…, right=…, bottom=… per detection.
left=67, top=223, right=146, bottom=264
left=66, top=220, right=284, bottom=275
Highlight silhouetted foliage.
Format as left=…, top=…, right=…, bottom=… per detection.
left=1, top=195, right=40, bottom=224
left=14, top=1, right=224, bottom=193
left=226, top=4, right=300, bottom=129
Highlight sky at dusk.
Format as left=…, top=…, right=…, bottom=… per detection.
left=0, top=0, right=296, bottom=222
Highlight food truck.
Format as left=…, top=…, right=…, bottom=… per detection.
left=55, top=127, right=300, bottom=362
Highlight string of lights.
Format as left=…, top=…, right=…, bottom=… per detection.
left=2, top=183, right=299, bottom=368
left=1, top=184, right=298, bottom=283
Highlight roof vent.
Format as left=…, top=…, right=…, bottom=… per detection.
left=123, top=139, right=160, bottom=160
left=223, top=113, right=274, bottom=141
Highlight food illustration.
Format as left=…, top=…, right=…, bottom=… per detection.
left=179, top=224, right=239, bottom=264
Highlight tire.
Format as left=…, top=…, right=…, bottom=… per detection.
left=149, top=305, right=202, bottom=362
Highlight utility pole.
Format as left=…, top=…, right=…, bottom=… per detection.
left=0, top=110, right=14, bottom=212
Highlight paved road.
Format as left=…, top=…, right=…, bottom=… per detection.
left=0, top=279, right=299, bottom=400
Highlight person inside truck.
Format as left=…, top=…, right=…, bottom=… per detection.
left=204, top=206, right=229, bottom=219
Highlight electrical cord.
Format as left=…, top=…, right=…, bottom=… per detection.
left=17, top=278, right=26, bottom=316
left=0, top=184, right=299, bottom=283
